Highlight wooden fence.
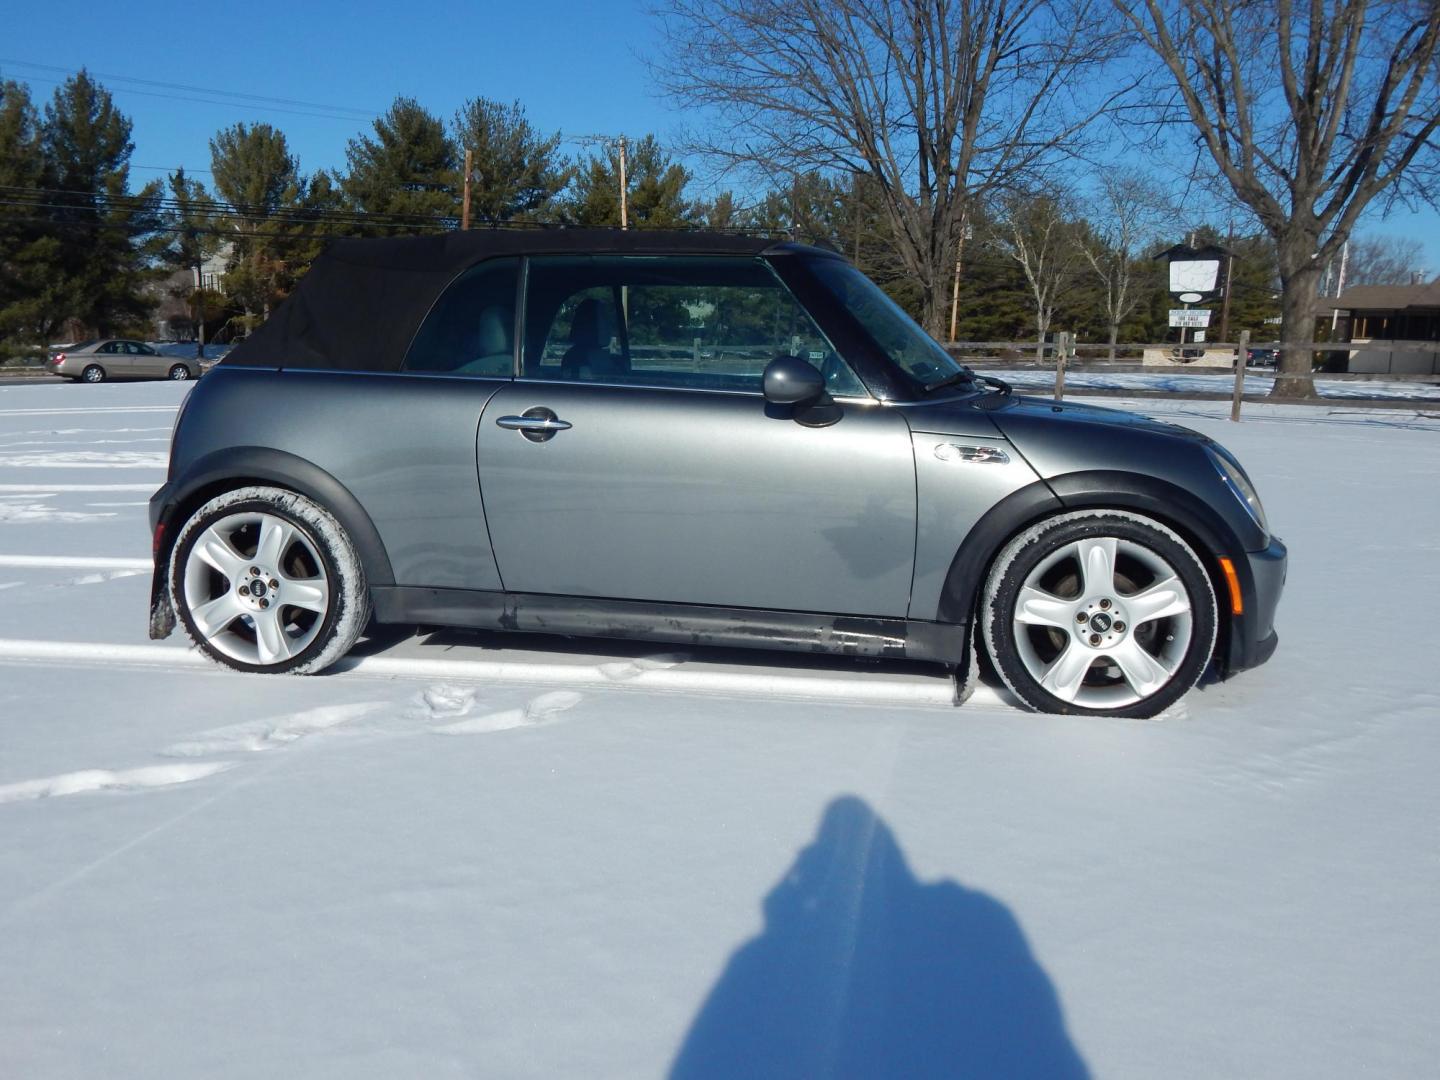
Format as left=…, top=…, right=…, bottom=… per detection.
left=945, top=333, right=1440, bottom=421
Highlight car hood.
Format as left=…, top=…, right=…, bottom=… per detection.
left=902, top=392, right=1210, bottom=444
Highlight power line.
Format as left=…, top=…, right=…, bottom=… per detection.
left=8, top=73, right=376, bottom=124
left=0, top=210, right=452, bottom=241
left=0, top=59, right=378, bottom=121
left=0, top=184, right=457, bottom=226
left=132, top=165, right=215, bottom=175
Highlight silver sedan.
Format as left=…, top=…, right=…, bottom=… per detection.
left=50, top=340, right=201, bottom=383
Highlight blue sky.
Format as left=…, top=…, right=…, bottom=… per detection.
left=4, top=0, right=1437, bottom=270
left=4, top=0, right=681, bottom=182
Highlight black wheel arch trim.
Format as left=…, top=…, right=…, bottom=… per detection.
left=151, top=445, right=395, bottom=597
left=1044, top=470, right=1262, bottom=555
left=935, top=480, right=1063, bottom=624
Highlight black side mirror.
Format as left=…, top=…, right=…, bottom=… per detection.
left=762, top=355, right=841, bottom=427
left=762, top=355, right=825, bottom=405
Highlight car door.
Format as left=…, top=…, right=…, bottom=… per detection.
left=96, top=340, right=132, bottom=378
left=476, top=255, right=917, bottom=618
left=131, top=342, right=164, bottom=376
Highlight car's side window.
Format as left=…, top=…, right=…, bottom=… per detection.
left=403, top=258, right=519, bottom=376
left=521, top=256, right=867, bottom=396
left=99, top=342, right=118, bottom=354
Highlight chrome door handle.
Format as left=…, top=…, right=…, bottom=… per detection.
left=496, top=415, right=572, bottom=433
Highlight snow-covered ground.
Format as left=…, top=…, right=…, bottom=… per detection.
left=986, top=366, right=1440, bottom=401
left=1, top=380, right=1437, bottom=1079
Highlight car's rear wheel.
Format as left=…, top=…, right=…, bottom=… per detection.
left=169, top=486, right=369, bottom=674
left=982, top=511, right=1217, bottom=718
left=167, top=364, right=191, bottom=381
left=81, top=365, right=105, bottom=383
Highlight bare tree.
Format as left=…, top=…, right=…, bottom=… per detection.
left=1117, top=1, right=1440, bottom=396
left=989, top=189, right=1085, bottom=355
left=1340, top=232, right=1429, bottom=286
left=651, top=0, right=1124, bottom=336
left=1079, top=170, right=1173, bottom=358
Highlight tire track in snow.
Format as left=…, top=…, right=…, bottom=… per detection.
left=0, top=639, right=967, bottom=706
left=0, top=555, right=150, bottom=570
left=0, top=405, right=178, bottom=418
left=0, top=450, right=166, bottom=469
left=0, top=484, right=157, bottom=492
left=0, top=762, right=233, bottom=804
left=430, top=689, right=584, bottom=734
left=162, top=702, right=391, bottom=756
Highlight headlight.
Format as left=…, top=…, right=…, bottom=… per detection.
left=1207, top=448, right=1269, bottom=535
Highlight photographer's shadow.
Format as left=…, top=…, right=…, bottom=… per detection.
left=670, top=797, right=1090, bottom=1079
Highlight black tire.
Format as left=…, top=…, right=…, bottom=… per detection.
left=81, top=365, right=105, bottom=383
left=981, top=510, right=1218, bottom=719
left=167, top=364, right=192, bottom=381
left=169, top=485, right=370, bottom=674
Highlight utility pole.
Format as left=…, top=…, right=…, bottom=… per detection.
left=852, top=173, right=862, bottom=263
left=193, top=260, right=205, bottom=362
left=947, top=246, right=964, bottom=344
left=617, top=136, right=628, bottom=230
left=948, top=214, right=970, bottom=344
left=461, top=148, right=474, bottom=231
left=565, top=133, right=631, bottom=227
left=1219, top=236, right=1235, bottom=343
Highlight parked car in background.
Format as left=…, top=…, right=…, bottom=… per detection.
left=50, top=340, right=200, bottom=382
left=148, top=228, right=1286, bottom=719
left=1246, top=347, right=1280, bottom=367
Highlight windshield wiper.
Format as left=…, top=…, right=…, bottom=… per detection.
left=923, top=368, right=1012, bottom=398
left=922, top=367, right=979, bottom=394
left=976, top=374, right=1012, bottom=395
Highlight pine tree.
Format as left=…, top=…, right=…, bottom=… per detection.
left=567, top=135, right=692, bottom=228
left=343, top=97, right=457, bottom=230
left=209, top=122, right=306, bottom=325
left=699, top=190, right=740, bottom=231
left=31, top=72, right=162, bottom=342
left=452, top=98, right=568, bottom=223
left=0, top=79, right=56, bottom=354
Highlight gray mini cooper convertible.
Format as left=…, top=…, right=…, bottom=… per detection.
left=148, top=228, right=1286, bottom=718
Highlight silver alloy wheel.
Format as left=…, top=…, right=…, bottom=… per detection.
left=1012, top=536, right=1194, bottom=709
left=168, top=364, right=191, bottom=380
left=82, top=365, right=104, bottom=383
left=181, top=510, right=330, bottom=666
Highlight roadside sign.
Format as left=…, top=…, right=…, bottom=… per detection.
left=1169, top=260, right=1221, bottom=293
left=1168, top=309, right=1212, bottom=328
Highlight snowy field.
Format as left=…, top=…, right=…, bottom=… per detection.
left=1, top=380, right=1438, bottom=1079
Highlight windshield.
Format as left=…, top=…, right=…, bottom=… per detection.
left=807, top=259, right=971, bottom=392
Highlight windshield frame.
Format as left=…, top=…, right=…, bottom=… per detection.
left=767, top=251, right=976, bottom=402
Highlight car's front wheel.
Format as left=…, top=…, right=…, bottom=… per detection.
left=982, top=511, right=1218, bottom=718
left=169, top=486, right=369, bottom=674
left=167, top=364, right=192, bottom=381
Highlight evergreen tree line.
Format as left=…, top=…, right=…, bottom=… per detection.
left=0, top=70, right=1297, bottom=352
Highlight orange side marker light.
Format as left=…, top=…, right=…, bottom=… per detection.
left=1218, top=557, right=1244, bottom=616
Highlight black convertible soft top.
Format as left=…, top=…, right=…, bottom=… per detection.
left=221, top=228, right=783, bottom=373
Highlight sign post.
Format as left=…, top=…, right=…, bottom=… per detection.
left=1054, top=331, right=1068, bottom=400
left=1231, top=330, right=1249, bottom=422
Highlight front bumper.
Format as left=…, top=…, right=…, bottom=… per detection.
left=1225, top=535, right=1287, bottom=675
